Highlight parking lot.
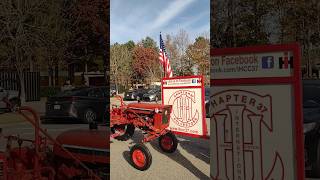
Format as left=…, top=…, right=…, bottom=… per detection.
left=0, top=97, right=90, bottom=153
left=0, top=113, right=89, bottom=151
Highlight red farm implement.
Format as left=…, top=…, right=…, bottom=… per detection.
left=0, top=98, right=109, bottom=180
left=110, top=95, right=178, bottom=170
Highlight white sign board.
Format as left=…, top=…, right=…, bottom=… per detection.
left=210, top=44, right=304, bottom=180
left=211, top=51, right=294, bottom=79
left=162, top=76, right=207, bottom=137
left=210, top=85, right=295, bottom=180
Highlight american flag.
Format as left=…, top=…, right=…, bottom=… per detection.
left=159, top=33, right=173, bottom=77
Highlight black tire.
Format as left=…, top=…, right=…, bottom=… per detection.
left=158, top=131, right=178, bottom=153
left=9, top=98, right=21, bottom=112
left=111, top=124, right=135, bottom=141
left=130, top=144, right=152, bottom=171
left=311, top=138, right=320, bottom=177
left=83, top=108, right=97, bottom=123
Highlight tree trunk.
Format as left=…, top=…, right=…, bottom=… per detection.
left=307, top=28, right=312, bottom=77
left=48, top=66, right=53, bottom=87
left=231, top=0, right=236, bottom=47
left=68, top=63, right=75, bottom=84
left=17, top=70, right=26, bottom=104
left=54, top=64, right=59, bottom=87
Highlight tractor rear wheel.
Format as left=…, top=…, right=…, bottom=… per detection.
left=111, top=124, right=135, bottom=141
left=159, top=132, right=178, bottom=153
left=130, top=143, right=152, bottom=171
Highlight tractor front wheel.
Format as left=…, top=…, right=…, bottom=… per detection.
left=159, top=132, right=178, bottom=153
left=130, top=144, right=152, bottom=171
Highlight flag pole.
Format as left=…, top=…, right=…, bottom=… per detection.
left=160, top=32, right=166, bottom=78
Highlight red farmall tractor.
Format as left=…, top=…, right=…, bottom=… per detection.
left=110, top=96, right=178, bottom=171
left=0, top=98, right=109, bottom=180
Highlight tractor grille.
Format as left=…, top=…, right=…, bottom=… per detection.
left=162, top=108, right=170, bottom=124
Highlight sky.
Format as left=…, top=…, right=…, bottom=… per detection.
left=110, top=0, right=210, bottom=45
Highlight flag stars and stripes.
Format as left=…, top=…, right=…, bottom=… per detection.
left=159, top=33, right=173, bottom=78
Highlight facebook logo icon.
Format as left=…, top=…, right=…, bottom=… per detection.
left=261, top=56, right=274, bottom=69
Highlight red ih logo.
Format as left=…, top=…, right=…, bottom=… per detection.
left=210, top=90, right=284, bottom=180
left=279, top=52, right=293, bottom=69
left=169, top=90, right=199, bottom=128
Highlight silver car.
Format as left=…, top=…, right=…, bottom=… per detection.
left=142, top=88, right=161, bottom=102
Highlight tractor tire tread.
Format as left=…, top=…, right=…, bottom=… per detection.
left=158, top=131, right=178, bottom=153
left=130, top=143, right=152, bottom=171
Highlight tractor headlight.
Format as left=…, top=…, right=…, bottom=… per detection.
left=155, top=108, right=159, bottom=113
left=304, top=122, right=317, bottom=134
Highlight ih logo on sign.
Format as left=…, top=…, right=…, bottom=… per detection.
left=192, top=78, right=201, bottom=84
left=279, top=52, right=293, bottom=69
left=210, top=90, right=284, bottom=180
left=169, top=90, right=199, bottom=128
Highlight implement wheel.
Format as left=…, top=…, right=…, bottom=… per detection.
left=130, top=144, right=152, bottom=171
left=159, top=131, right=178, bottom=153
left=111, top=124, right=135, bottom=141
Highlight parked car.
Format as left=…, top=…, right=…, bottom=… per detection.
left=124, top=88, right=147, bottom=101
left=44, top=87, right=108, bottom=123
left=110, top=84, right=117, bottom=97
left=143, top=88, right=161, bottom=102
left=110, top=88, right=117, bottom=97
left=303, top=80, right=320, bottom=177
left=0, top=86, right=21, bottom=112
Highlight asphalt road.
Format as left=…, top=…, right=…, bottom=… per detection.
left=110, top=130, right=210, bottom=180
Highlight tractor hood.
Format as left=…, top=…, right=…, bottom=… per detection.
left=54, top=128, right=109, bottom=164
left=56, top=128, right=109, bottom=150
left=128, top=103, right=171, bottom=111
